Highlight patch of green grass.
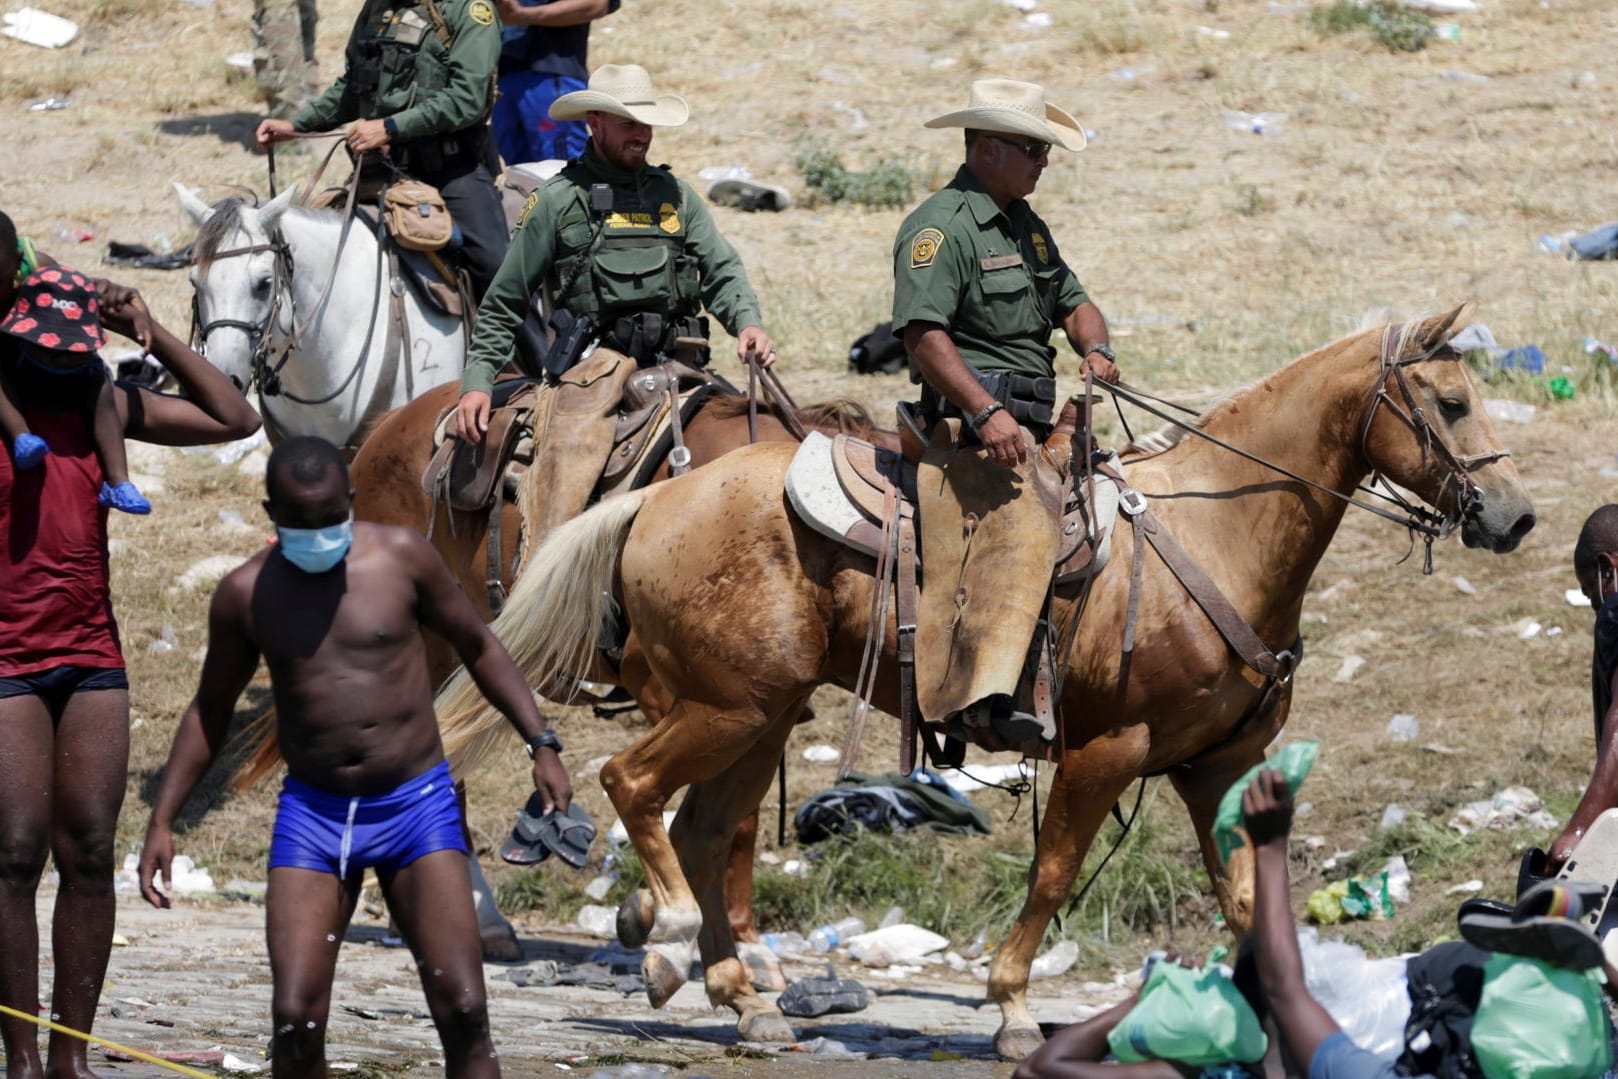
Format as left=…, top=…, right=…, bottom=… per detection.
left=1308, top=0, right=1374, bottom=36
left=1307, top=2, right=1432, bottom=52
left=793, top=140, right=915, bottom=210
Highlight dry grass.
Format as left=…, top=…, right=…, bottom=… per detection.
left=3, top=0, right=1618, bottom=973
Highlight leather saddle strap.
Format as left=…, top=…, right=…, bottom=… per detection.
left=486, top=487, right=506, bottom=615
left=1118, top=509, right=1149, bottom=696
left=894, top=512, right=920, bottom=775
left=839, top=485, right=899, bottom=778
left=1137, top=509, right=1282, bottom=678
left=667, top=378, right=691, bottom=477
left=340, top=244, right=407, bottom=456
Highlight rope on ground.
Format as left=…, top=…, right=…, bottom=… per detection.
left=0, top=1001, right=218, bottom=1078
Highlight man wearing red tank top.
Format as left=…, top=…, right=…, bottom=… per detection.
left=0, top=265, right=260, bottom=1079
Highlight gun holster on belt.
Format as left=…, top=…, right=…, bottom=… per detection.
left=543, top=309, right=598, bottom=379
left=606, top=312, right=710, bottom=368
left=919, top=363, right=1058, bottom=432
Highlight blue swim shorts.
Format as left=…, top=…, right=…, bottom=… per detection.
left=269, top=758, right=468, bottom=880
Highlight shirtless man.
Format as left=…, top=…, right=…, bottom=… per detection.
left=138, top=436, right=568, bottom=1079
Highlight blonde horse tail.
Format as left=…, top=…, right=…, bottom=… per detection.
left=229, top=707, right=281, bottom=791
left=437, top=491, right=648, bottom=776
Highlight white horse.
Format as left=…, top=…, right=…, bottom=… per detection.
left=176, top=183, right=466, bottom=451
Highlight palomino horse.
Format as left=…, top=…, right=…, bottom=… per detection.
left=431, top=309, right=1535, bottom=1054
left=177, top=184, right=465, bottom=450
left=235, top=375, right=878, bottom=962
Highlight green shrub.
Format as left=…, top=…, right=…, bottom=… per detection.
left=794, top=140, right=915, bottom=210
left=1308, top=1, right=1432, bottom=52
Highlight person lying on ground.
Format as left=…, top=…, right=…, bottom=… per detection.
left=0, top=284, right=259, bottom=1079
left=138, top=435, right=570, bottom=1079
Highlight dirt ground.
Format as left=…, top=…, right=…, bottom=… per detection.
left=6, top=0, right=1618, bottom=1073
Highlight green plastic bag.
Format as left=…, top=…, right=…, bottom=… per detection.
left=1212, top=740, right=1319, bottom=864
left=1107, top=956, right=1268, bottom=1066
left=1471, top=954, right=1612, bottom=1079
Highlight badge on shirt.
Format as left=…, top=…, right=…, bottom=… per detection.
left=909, top=227, right=944, bottom=270
left=517, top=191, right=539, bottom=229
left=659, top=202, right=680, bottom=235
left=1031, top=232, right=1050, bottom=263
left=468, top=0, right=495, bottom=24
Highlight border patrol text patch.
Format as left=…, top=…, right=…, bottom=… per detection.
left=909, top=227, right=944, bottom=269
left=468, top=0, right=495, bottom=25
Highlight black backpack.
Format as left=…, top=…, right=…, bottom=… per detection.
left=848, top=321, right=906, bottom=375
left=1396, top=941, right=1487, bottom=1079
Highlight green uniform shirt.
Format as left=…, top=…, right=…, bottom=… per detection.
left=461, top=147, right=765, bottom=395
left=891, top=165, right=1088, bottom=380
left=292, top=0, right=498, bottom=143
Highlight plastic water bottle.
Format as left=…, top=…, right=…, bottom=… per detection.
left=761, top=931, right=808, bottom=956
left=1028, top=939, right=1080, bottom=979
left=808, top=917, right=865, bottom=953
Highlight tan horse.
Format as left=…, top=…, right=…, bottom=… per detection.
left=433, top=310, right=1536, bottom=1054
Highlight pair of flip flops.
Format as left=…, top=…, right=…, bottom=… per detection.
left=1458, top=879, right=1608, bottom=970
left=499, top=795, right=596, bottom=868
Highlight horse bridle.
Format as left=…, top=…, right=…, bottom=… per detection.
left=191, top=239, right=294, bottom=396
left=1356, top=323, right=1510, bottom=543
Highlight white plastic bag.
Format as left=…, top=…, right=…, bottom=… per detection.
left=1297, top=927, right=1410, bottom=1058
left=844, top=924, right=948, bottom=967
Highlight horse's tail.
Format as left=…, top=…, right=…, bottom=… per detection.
left=437, top=490, right=648, bottom=776
left=229, top=707, right=282, bottom=791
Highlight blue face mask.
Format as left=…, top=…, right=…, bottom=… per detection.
left=277, top=515, right=353, bottom=574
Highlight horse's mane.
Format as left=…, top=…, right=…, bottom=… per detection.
left=193, top=194, right=342, bottom=275
left=701, top=392, right=883, bottom=441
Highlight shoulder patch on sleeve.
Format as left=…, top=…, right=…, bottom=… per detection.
left=909, top=227, right=945, bottom=270
left=468, top=0, right=495, bottom=25
left=516, top=190, right=540, bottom=228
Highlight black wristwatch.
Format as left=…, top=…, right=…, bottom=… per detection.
left=1086, top=342, right=1116, bottom=363
left=524, top=729, right=563, bottom=758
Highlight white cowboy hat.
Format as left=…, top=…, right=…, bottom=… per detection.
left=550, top=64, right=690, bottom=127
left=924, top=78, right=1086, bottom=152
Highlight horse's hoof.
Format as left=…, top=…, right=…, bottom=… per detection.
left=616, top=889, right=655, bottom=948
left=996, top=1024, right=1046, bottom=1061
left=738, top=1005, right=795, bottom=1045
left=643, top=948, right=686, bottom=1009
left=480, top=925, right=523, bottom=962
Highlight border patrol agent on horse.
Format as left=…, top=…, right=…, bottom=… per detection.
left=893, top=78, right=1120, bottom=749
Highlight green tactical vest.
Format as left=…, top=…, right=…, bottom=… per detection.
left=551, top=167, right=702, bottom=321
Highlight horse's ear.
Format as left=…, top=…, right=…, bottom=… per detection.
left=174, top=182, right=214, bottom=225
left=1417, top=303, right=1473, bottom=350
left=258, top=186, right=299, bottom=228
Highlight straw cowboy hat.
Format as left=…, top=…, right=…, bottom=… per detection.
left=924, top=78, right=1086, bottom=152
left=550, top=64, right=690, bottom=127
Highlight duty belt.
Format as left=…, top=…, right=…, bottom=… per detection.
left=393, top=126, right=490, bottom=177
left=920, top=364, right=1058, bottom=432
left=603, top=312, right=710, bottom=368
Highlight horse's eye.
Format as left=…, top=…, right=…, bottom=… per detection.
left=253, top=277, right=272, bottom=295
left=1438, top=397, right=1468, bottom=421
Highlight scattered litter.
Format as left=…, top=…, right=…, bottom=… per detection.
left=1024, top=12, right=1052, bottom=26
left=999, top=0, right=1036, bottom=9
left=225, top=51, right=254, bottom=70
left=1029, top=939, right=1079, bottom=980
left=53, top=227, right=94, bottom=243
left=1546, top=625, right=1564, bottom=637
left=1197, top=24, right=1231, bottom=38
left=111, top=932, right=130, bottom=946
left=1383, top=855, right=1411, bottom=904
left=583, top=873, right=616, bottom=901
left=1446, top=879, right=1485, bottom=895
left=503, top=953, right=644, bottom=996
left=940, top=761, right=1026, bottom=793
left=1422, top=743, right=1458, bottom=756
left=1108, top=64, right=1157, bottom=81
left=784, top=1036, right=866, bottom=1059
left=101, top=1048, right=225, bottom=1067
left=879, top=904, right=905, bottom=928
left=1516, top=619, right=1543, bottom=640
left=574, top=904, right=618, bottom=939
left=580, top=1062, right=672, bottom=1077
left=1333, top=654, right=1365, bottom=683
left=1451, top=323, right=1501, bottom=355
left=1395, top=0, right=1477, bottom=11
left=1483, top=399, right=1535, bottom=425
left=147, top=625, right=179, bottom=654
left=104, top=241, right=193, bottom=271
left=175, top=554, right=244, bottom=591
left=845, top=924, right=948, bottom=967
left=1452, top=576, right=1476, bottom=596
left=781, top=858, right=809, bottom=877
left=27, top=97, right=70, bottom=111
left=217, top=509, right=252, bottom=533
left=1584, top=337, right=1618, bottom=363
left=707, top=178, right=792, bottom=213
left=1446, top=211, right=1471, bottom=228
left=830, top=100, right=868, bottom=132
left=1565, top=223, right=1618, bottom=261
left=1440, top=70, right=1491, bottom=83
left=1447, top=785, right=1559, bottom=835
left=802, top=744, right=839, bottom=763
left=1307, top=873, right=1394, bottom=925
left=762, top=931, right=810, bottom=956
left=1568, top=589, right=1592, bottom=608
left=1322, top=849, right=1358, bottom=872
left=1, top=8, right=79, bottom=48
left=1380, top=803, right=1407, bottom=830
left=777, top=971, right=870, bottom=1017
left=1433, top=21, right=1461, bottom=40
left=1386, top=714, right=1419, bottom=743
left=1223, top=110, right=1286, bottom=136
left=222, top=1052, right=265, bottom=1072
left=1498, top=345, right=1546, bottom=374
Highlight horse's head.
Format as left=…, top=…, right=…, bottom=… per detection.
left=176, top=183, right=297, bottom=395
left=1360, top=305, right=1535, bottom=553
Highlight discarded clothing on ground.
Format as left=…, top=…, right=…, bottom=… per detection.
left=777, top=971, right=871, bottom=1017
left=848, top=321, right=906, bottom=375
left=794, top=768, right=991, bottom=843
left=104, top=241, right=193, bottom=270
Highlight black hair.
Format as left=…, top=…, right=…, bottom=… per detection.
left=0, top=210, right=16, bottom=256
left=265, top=435, right=349, bottom=504
left=964, top=128, right=985, bottom=153
left=1574, top=505, right=1618, bottom=581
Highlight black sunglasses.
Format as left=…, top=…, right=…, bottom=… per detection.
left=988, top=134, right=1051, bottom=161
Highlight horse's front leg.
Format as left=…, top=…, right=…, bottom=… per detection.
left=989, top=737, right=1144, bottom=1061
left=1169, top=689, right=1293, bottom=935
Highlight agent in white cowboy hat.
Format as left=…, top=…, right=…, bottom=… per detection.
left=892, top=78, right=1120, bottom=751
left=456, top=63, right=776, bottom=444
